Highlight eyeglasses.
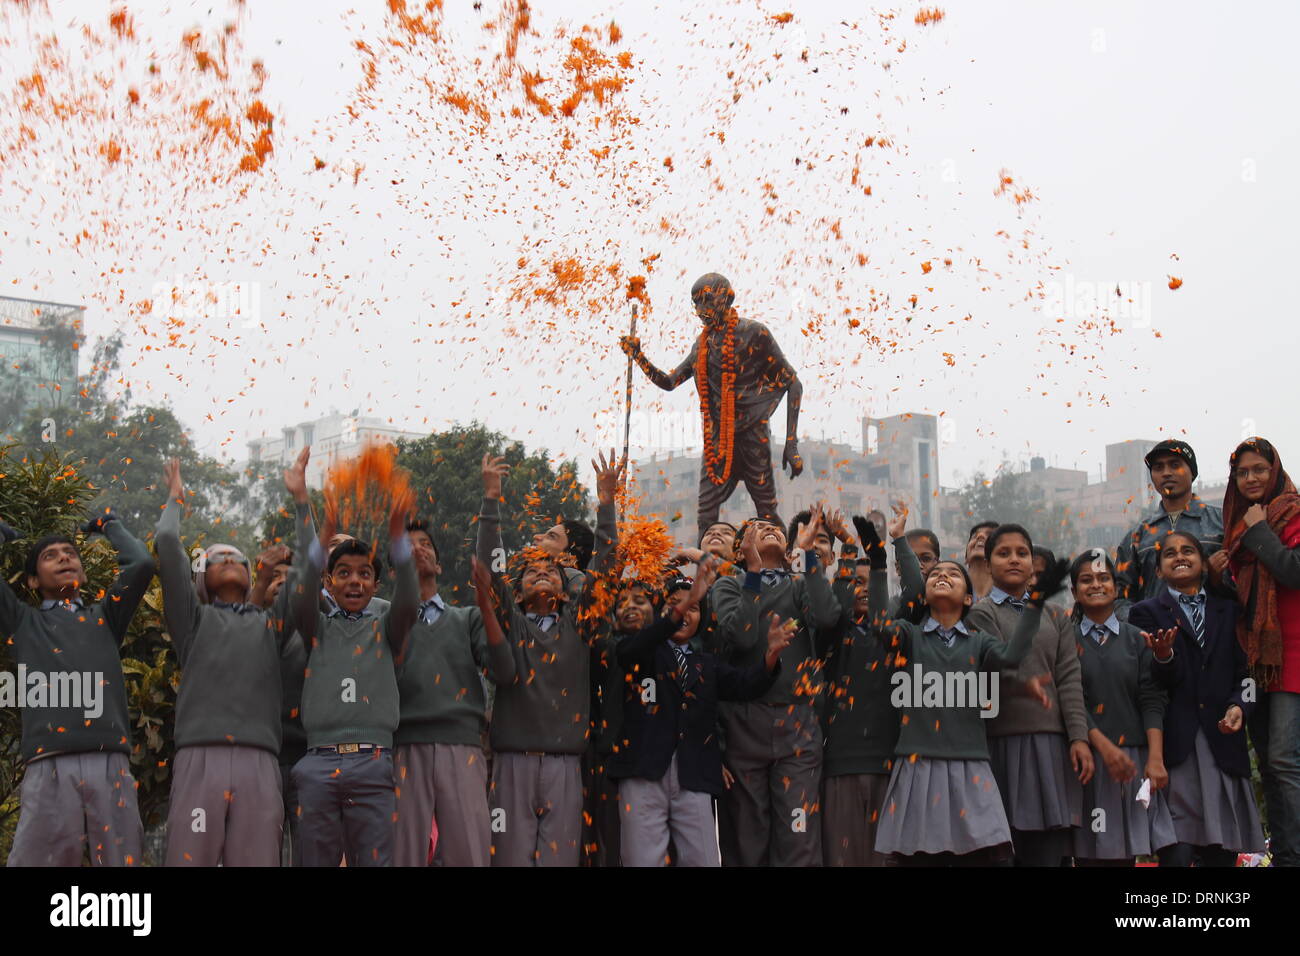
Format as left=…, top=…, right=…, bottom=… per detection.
left=1235, top=465, right=1271, bottom=481
left=207, top=552, right=249, bottom=567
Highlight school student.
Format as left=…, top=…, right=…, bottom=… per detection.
left=710, top=505, right=842, bottom=866
left=1129, top=531, right=1266, bottom=866
left=391, top=520, right=514, bottom=867
left=475, top=450, right=621, bottom=867
left=0, top=505, right=153, bottom=866
left=1115, top=440, right=1225, bottom=604
left=965, top=521, right=998, bottom=601
left=968, top=524, right=1093, bottom=866
left=288, top=449, right=418, bottom=867
left=585, top=578, right=657, bottom=867
left=155, top=458, right=303, bottom=867
left=873, top=549, right=1068, bottom=865
left=1221, top=437, right=1300, bottom=866
left=613, top=564, right=788, bottom=866
left=820, top=517, right=920, bottom=866
left=1067, top=548, right=1176, bottom=865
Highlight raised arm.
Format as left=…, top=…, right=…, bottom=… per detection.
left=982, top=558, right=1070, bottom=672
left=883, top=502, right=925, bottom=619
left=620, top=336, right=696, bottom=392
left=284, top=447, right=322, bottom=647
left=710, top=525, right=763, bottom=654
left=155, top=460, right=201, bottom=662
left=793, top=505, right=839, bottom=632
left=470, top=556, right=516, bottom=686
left=589, top=448, right=625, bottom=576
left=0, top=517, right=32, bottom=636
left=97, top=510, right=156, bottom=643
left=475, top=453, right=515, bottom=631
left=382, top=493, right=418, bottom=661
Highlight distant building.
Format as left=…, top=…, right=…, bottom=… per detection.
left=630, top=412, right=947, bottom=543
left=245, top=409, right=426, bottom=488
left=0, top=295, right=83, bottom=436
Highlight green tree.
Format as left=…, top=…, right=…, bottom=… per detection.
left=255, top=423, right=591, bottom=603
left=958, top=462, right=1078, bottom=557
left=13, top=332, right=256, bottom=554
left=0, top=443, right=177, bottom=864
left=0, top=304, right=83, bottom=438
left=396, top=423, right=591, bottom=602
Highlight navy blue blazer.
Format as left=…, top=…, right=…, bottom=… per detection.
left=608, top=613, right=778, bottom=795
left=1128, top=587, right=1253, bottom=778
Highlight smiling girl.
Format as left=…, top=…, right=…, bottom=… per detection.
left=1129, top=531, right=1265, bottom=866
left=873, top=543, right=1067, bottom=865
left=968, top=524, right=1093, bottom=866
left=1068, top=548, right=1176, bottom=865
left=1221, top=437, right=1300, bottom=866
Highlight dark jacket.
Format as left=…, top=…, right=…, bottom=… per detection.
left=1115, top=496, right=1224, bottom=603
left=608, top=614, right=778, bottom=796
left=1129, top=588, right=1253, bottom=777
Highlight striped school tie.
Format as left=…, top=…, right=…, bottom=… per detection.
left=1178, top=593, right=1206, bottom=647
left=672, top=643, right=694, bottom=694
left=1006, top=596, right=1026, bottom=613
left=1089, top=623, right=1109, bottom=647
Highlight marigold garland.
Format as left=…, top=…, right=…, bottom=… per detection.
left=698, top=312, right=738, bottom=486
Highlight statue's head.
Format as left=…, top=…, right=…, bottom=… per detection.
left=691, top=273, right=735, bottom=325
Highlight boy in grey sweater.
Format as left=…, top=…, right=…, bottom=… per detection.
left=392, top=519, right=514, bottom=866
left=156, top=457, right=311, bottom=866
left=475, top=450, right=622, bottom=866
left=0, top=506, right=153, bottom=866
left=287, top=447, right=419, bottom=867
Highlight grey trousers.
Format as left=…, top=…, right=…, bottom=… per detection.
left=280, top=759, right=303, bottom=867
left=722, top=701, right=823, bottom=866
left=822, top=772, right=891, bottom=867
left=8, top=752, right=143, bottom=867
left=489, top=752, right=582, bottom=867
left=393, top=742, right=491, bottom=867
left=291, top=749, right=395, bottom=867
left=619, top=754, right=720, bottom=867
left=165, top=745, right=282, bottom=867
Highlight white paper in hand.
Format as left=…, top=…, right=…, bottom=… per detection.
left=1135, top=777, right=1152, bottom=809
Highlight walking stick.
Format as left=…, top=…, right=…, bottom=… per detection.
left=621, top=303, right=638, bottom=519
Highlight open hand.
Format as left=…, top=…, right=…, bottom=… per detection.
left=481, top=453, right=509, bottom=500
left=284, top=447, right=311, bottom=504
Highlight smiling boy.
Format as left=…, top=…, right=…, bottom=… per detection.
left=0, top=504, right=153, bottom=867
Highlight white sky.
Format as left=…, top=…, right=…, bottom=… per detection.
left=3, top=0, right=1297, bottom=494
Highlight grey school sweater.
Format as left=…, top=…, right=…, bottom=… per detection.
left=709, top=552, right=841, bottom=709
left=475, top=495, right=616, bottom=755
left=156, top=498, right=307, bottom=754
left=0, top=518, right=153, bottom=762
left=881, top=605, right=1043, bottom=760
left=967, top=595, right=1089, bottom=743
left=292, top=504, right=419, bottom=749
left=395, top=602, right=515, bottom=748
left=1075, top=618, right=1166, bottom=747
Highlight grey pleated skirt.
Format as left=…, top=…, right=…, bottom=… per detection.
left=1166, top=730, right=1265, bottom=853
left=988, top=732, right=1083, bottom=831
left=874, top=756, right=1011, bottom=856
left=1071, top=745, right=1177, bottom=859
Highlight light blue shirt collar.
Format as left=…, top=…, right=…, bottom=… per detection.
left=1079, top=613, right=1120, bottom=639
left=40, top=597, right=84, bottom=612
left=989, top=586, right=1026, bottom=606
left=1167, top=586, right=1206, bottom=605
left=922, top=616, right=970, bottom=637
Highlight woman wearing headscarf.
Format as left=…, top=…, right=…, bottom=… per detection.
left=1221, top=437, right=1300, bottom=866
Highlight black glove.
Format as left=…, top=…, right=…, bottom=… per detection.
left=80, top=508, right=119, bottom=536
left=852, top=516, right=887, bottom=571
left=0, top=519, right=20, bottom=544
left=1028, top=557, right=1070, bottom=607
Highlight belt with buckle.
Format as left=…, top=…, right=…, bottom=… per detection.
left=311, top=743, right=386, bottom=755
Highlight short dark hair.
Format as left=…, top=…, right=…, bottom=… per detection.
left=1158, top=530, right=1207, bottom=566
left=910, top=560, right=975, bottom=623
left=967, top=520, right=999, bottom=542
left=562, top=518, right=594, bottom=570
left=327, top=537, right=381, bottom=578
left=905, top=528, right=941, bottom=556
left=698, top=521, right=737, bottom=547
left=405, top=518, right=440, bottom=562
left=786, top=510, right=830, bottom=547
left=1069, top=548, right=1116, bottom=588
left=25, top=535, right=76, bottom=579
left=984, top=523, right=1033, bottom=561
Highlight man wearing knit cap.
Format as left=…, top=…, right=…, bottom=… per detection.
left=1115, top=439, right=1224, bottom=605
left=620, top=273, right=804, bottom=537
